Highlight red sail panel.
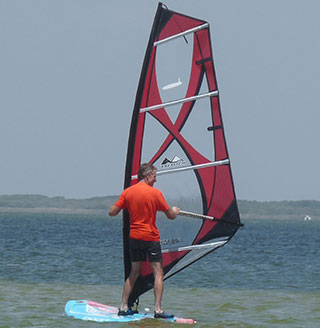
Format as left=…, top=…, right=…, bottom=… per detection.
left=157, top=13, right=205, bottom=42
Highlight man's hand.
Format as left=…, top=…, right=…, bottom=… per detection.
left=165, top=206, right=180, bottom=220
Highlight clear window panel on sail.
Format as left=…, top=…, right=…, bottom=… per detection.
left=156, top=31, right=193, bottom=122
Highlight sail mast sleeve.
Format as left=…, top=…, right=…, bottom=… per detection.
left=122, top=3, right=165, bottom=283
left=123, top=2, right=164, bottom=190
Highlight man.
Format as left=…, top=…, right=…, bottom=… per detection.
left=109, top=163, right=180, bottom=319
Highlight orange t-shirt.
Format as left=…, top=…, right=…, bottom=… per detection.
left=115, top=182, right=170, bottom=241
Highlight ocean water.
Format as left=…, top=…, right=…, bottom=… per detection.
left=0, top=213, right=319, bottom=327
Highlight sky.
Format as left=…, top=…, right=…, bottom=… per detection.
left=0, top=0, right=319, bottom=201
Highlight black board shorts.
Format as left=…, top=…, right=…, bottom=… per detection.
left=130, top=238, right=162, bottom=262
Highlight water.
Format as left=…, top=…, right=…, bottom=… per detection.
left=0, top=213, right=319, bottom=327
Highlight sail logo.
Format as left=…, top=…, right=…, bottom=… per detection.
left=160, top=237, right=183, bottom=246
left=160, top=155, right=186, bottom=168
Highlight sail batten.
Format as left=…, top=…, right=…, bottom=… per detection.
left=154, top=23, right=209, bottom=46
left=157, top=159, right=230, bottom=175
left=140, top=90, right=219, bottom=113
left=162, top=240, right=228, bottom=253
left=131, top=159, right=229, bottom=180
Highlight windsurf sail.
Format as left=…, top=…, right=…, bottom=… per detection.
left=122, top=2, right=242, bottom=307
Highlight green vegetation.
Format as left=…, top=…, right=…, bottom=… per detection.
left=238, top=200, right=320, bottom=217
left=0, top=194, right=118, bottom=211
left=0, top=194, right=319, bottom=218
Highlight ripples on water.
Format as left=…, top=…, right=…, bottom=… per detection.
left=0, top=213, right=319, bottom=327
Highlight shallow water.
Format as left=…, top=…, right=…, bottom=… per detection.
left=1, top=280, right=319, bottom=327
left=1, top=213, right=319, bottom=327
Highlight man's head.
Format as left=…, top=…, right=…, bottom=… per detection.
left=138, top=163, right=157, bottom=186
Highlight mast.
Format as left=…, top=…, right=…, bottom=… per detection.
left=122, top=2, right=165, bottom=285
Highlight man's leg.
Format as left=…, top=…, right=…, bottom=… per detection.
left=120, top=261, right=141, bottom=311
left=150, top=261, right=164, bottom=313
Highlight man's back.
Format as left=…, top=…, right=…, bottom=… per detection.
left=116, top=182, right=169, bottom=241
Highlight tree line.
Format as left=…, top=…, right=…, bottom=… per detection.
left=0, top=195, right=319, bottom=217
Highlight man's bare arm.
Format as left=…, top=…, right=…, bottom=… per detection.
left=109, top=205, right=121, bottom=216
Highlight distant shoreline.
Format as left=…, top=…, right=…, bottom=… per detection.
left=0, top=195, right=319, bottom=219
left=0, top=206, right=318, bottom=220
left=0, top=207, right=107, bottom=215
